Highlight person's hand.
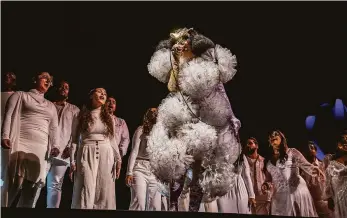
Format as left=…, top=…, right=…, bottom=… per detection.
left=69, top=162, right=76, bottom=182
left=1, top=139, right=11, bottom=149
left=261, top=183, right=270, bottom=195
left=61, top=146, right=70, bottom=159
left=248, top=198, right=256, bottom=210
left=50, top=147, right=60, bottom=157
left=125, top=175, right=133, bottom=187
left=112, top=161, right=121, bottom=181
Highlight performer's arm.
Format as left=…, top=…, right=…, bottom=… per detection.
left=292, top=148, right=324, bottom=178
left=263, top=165, right=273, bottom=202
left=241, top=155, right=255, bottom=199
left=1, top=92, right=20, bottom=140
left=70, top=110, right=80, bottom=165
left=126, top=127, right=142, bottom=176
left=323, top=165, right=335, bottom=210
left=119, top=119, right=130, bottom=157
left=49, top=104, right=60, bottom=156
left=216, top=83, right=241, bottom=131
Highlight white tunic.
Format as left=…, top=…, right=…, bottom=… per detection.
left=71, top=107, right=121, bottom=210
left=53, top=102, right=80, bottom=158
left=112, top=115, right=130, bottom=157
left=324, top=160, right=347, bottom=218
left=217, top=155, right=255, bottom=214
left=1, top=89, right=59, bottom=185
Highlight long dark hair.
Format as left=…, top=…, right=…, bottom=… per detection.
left=268, top=130, right=288, bottom=165
left=142, top=108, right=158, bottom=135
left=78, top=88, right=114, bottom=138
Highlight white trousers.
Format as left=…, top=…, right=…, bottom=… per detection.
left=129, top=160, right=161, bottom=211
left=46, top=163, right=68, bottom=208
left=32, top=160, right=68, bottom=208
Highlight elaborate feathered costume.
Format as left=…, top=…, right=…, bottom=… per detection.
left=147, top=28, right=241, bottom=211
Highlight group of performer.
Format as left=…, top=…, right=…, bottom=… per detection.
left=1, top=28, right=346, bottom=218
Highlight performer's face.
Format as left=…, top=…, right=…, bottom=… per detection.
left=269, top=134, right=281, bottom=151
left=308, top=143, right=317, bottom=158
left=91, top=88, right=107, bottom=108
left=337, top=134, right=347, bottom=154
left=35, top=72, right=52, bottom=94
left=4, top=72, right=16, bottom=86
left=245, top=139, right=258, bottom=155
left=106, top=97, right=116, bottom=114
left=58, top=81, right=69, bottom=99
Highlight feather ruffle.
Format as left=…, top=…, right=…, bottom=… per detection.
left=157, top=93, right=196, bottom=130
left=147, top=123, right=189, bottom=182
left=214, top=44, right=237, bottom=83
left=148, top=48, right=172, bottom=83
left=178, top=58, right=220, bottom=99
left=177, top=121, right=217, bottom=160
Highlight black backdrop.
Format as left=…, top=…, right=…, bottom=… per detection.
left=2, top=1, right=347, bottom=210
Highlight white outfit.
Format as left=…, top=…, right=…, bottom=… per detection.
left=45, top=102, right=79, bottom=208
left=127, top=126, right=161, bottom=211
left=178, top=191, right=218, bottom=212
left=266, top=148, right=318, bottom=217
left=1, top=91, right=14, bottom=206
left=245, top=155, right=271, bottom=215
left=324, top=160, right=347, bottom=218
left=112, top=115, right=130, bottom=157
left=71, top=107, right=121, bottom=210
left=1, top=89, right=59, bottom=207
left=217, top=155, right=255, bottom=214
left=301, top=158, right=332, bottom=218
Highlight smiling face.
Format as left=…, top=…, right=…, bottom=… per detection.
left=35, top=72, right=53, bottom=94
left=106, top=97, right=116, bottom=114
left=90, top=88, right=107, bottom=108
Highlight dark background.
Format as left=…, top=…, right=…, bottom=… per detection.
left=2, top=1, right=347, bottom=210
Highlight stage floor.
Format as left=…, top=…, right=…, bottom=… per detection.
left=2, top=208, right=274, bottom=218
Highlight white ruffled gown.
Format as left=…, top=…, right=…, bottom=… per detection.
left=266, top=148, right=318, bottom=217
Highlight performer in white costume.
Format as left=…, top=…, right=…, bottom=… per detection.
left=244, top=137, right=271, bottom=215
left=146, top=27, right=241, bottom=212
left=301, top=141, right=332, bottom=218
left=1, top=71, right=17, bottom=206
left=70, top=88, right=121, bottom=210
left=106, top=96, right=130, bottom=158
left=324, top=131, right=347, bottom=218
left=43, top=80, right=80, bottom=208
left=1, top=72, right=60, bottom=207
left=263, top=130, right=322, bottom=217
left=217, top=153, right=256, bottom=214
left=126, top=108, right=162, bottom=211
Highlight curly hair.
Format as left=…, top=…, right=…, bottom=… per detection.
left=78, top=88, right=114, bottom=138
left=142, top=108, right=158, bottom=135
